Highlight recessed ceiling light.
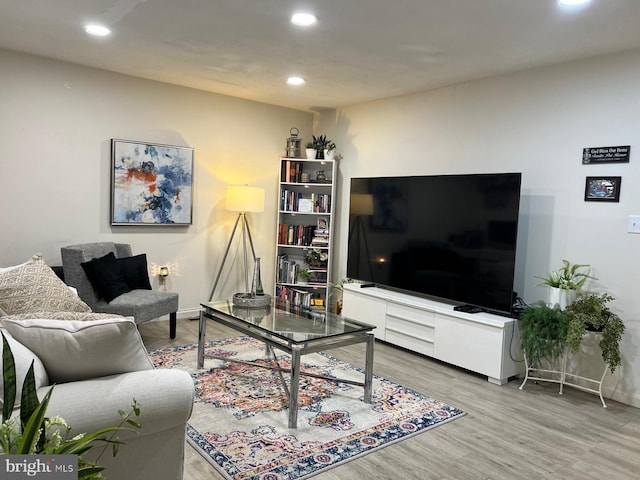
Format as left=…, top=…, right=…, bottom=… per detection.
left=287, top=76, right=305, bottom=86
left=84, top=24, right=111, bottom=37
left=291, top=13, right=317, bottom=26
left=558, top=0, right=590, bottom=6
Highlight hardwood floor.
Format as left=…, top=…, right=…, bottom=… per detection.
left=139, top=318, right=640, bottom=480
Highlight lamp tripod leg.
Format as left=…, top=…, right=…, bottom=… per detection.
left=208, top=213, right=243, bottom=301
left=243, top=213, right=257, bottom=261
left=242, top=213, right=258, bottom=294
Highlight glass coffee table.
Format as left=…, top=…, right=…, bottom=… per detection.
left=198, top=299, right=375, bottom=428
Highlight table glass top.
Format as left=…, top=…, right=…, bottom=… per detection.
left=201, top=298, right=374, bottom=343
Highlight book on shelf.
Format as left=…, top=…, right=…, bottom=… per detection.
left=278, top=224, right=316, bottom=246
left=281, top=160, right=304, bottom=183
left=280, top=190, right=332, bottom=213
left=276, top=254, right=302, bottom=284
left=311, top=230, right=329, bottom=246
left=275, top=287, right=326, bottom=311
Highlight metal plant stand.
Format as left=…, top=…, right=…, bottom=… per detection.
left=520, top=333, right=609, bottom=408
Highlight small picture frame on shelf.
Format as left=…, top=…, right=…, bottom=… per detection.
left=317, top=217, right=328, bottom=231
left=584, top=176, right=621, bottom=202
left=298, top=197, right=313, bottom=213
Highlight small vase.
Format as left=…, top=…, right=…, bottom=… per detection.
left=316, top=170, right=327, bottom=182
left=324, top=149, right=335, bottom=161
left=305, top=148, right=316, bottom=159
left=251, top=257, right=264, bottom=296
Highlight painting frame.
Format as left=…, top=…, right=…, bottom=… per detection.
left=111, top=139, right=194, bottom=226
left=584, top=176, right=621, bottom=203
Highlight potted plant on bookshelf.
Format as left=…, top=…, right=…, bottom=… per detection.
left=324, top=142, right=337, bottom=161
left=330, top=278, right=350, bottom=314
left=297, top=269, right=310, bottom=285
left=564, top=293, right=625, bottom=373
left=305, top=142, right=316, bottom=160
left=519, top=302, right=569, bottom=368
left=536, top=259, right=596, bottom=309
left=312, top=135, right=330, bottom=159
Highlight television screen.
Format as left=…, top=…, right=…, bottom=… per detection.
left=347, top=173, right=522, bottom=316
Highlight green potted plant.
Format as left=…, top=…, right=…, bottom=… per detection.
left=329, top=278, right=350, bottom=314
left=305, top=142, right=316, bottom=159
left=519, top=302, right=569, bottom=368
left=312, top=135, right=330, bottom=159
left=564, top=293, right=625, bottom=373
left=324, top=142, right=337, bottom=161
left=297, top=269, right=310, bottom=284
left=536, top=259, right=596, bottom=309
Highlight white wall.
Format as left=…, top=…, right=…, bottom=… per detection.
left=318, top=49, right=640, bottom=407
left=0, top=49, right=313, bottom=317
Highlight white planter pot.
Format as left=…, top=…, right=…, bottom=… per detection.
left=305, top=148, right=316, bottom=159
left=547, top=287, right=577, bottom=310
left=324, top=149, right=335, bottom=160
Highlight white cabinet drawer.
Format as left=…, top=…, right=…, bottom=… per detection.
left=385, top=302, right=435, bottom=355
left=385, top=329, right=434, bottom=357
left=386, top=303, right=435, bottom=341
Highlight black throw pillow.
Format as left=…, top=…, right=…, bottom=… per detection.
left=81, top=252, right=131, bottom=302
left=116, top=254, right=152, bottom=290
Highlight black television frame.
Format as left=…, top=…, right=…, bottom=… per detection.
left=346, top=173, right=522, bottom=317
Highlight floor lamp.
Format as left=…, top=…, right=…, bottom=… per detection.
left=208, top=185, right=265, bottom=301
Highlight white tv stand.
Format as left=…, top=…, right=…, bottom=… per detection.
left=341, top=284, right=523, bottom=385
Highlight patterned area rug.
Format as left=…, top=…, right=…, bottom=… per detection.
left=149, top=336, right=465, bottom=480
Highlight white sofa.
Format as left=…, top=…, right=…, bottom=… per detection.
left=0, top=317, right=194, bottom=480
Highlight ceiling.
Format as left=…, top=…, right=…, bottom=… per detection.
left=1, top=0, right=640, bottom=112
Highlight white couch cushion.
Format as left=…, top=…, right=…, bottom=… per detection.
left=0, top=328, right=49, bottom=408
left=1, top=317, right=154, bottom=384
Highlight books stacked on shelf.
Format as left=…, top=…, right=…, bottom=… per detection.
left=281, top=160, right=303, bottom=183
left=311, top=193, right=331, bottom=213
left=280, top=190, right=331, bottom=213
left=276, top=286, right=311, bottom=307
left=275, top=288, right=326, bottom=312
left=278, top=224, right=316, bottom=246
left=311, top=229, right=329, bottom=247
left=276, top=254, right=303, bottom=284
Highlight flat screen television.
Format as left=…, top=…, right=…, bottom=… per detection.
left=347, top=173, right=522, bottom=317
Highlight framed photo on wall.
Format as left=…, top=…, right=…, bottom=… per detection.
left=584, top=176, right=621, bottom=202
left=111, top=139, right=194, bottom=225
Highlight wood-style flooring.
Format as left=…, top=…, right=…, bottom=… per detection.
left=139, top=318, right=640, bottom=480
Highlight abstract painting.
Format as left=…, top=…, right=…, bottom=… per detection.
left=111, top=139, right=194, bottom=225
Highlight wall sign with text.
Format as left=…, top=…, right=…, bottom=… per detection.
left=582, top=145, right=630, bottom=164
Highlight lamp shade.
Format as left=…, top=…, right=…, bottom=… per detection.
left=226, top=186, right=265, bottom=213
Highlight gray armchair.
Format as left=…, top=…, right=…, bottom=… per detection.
left=61, top=242, right=178, bottom=338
